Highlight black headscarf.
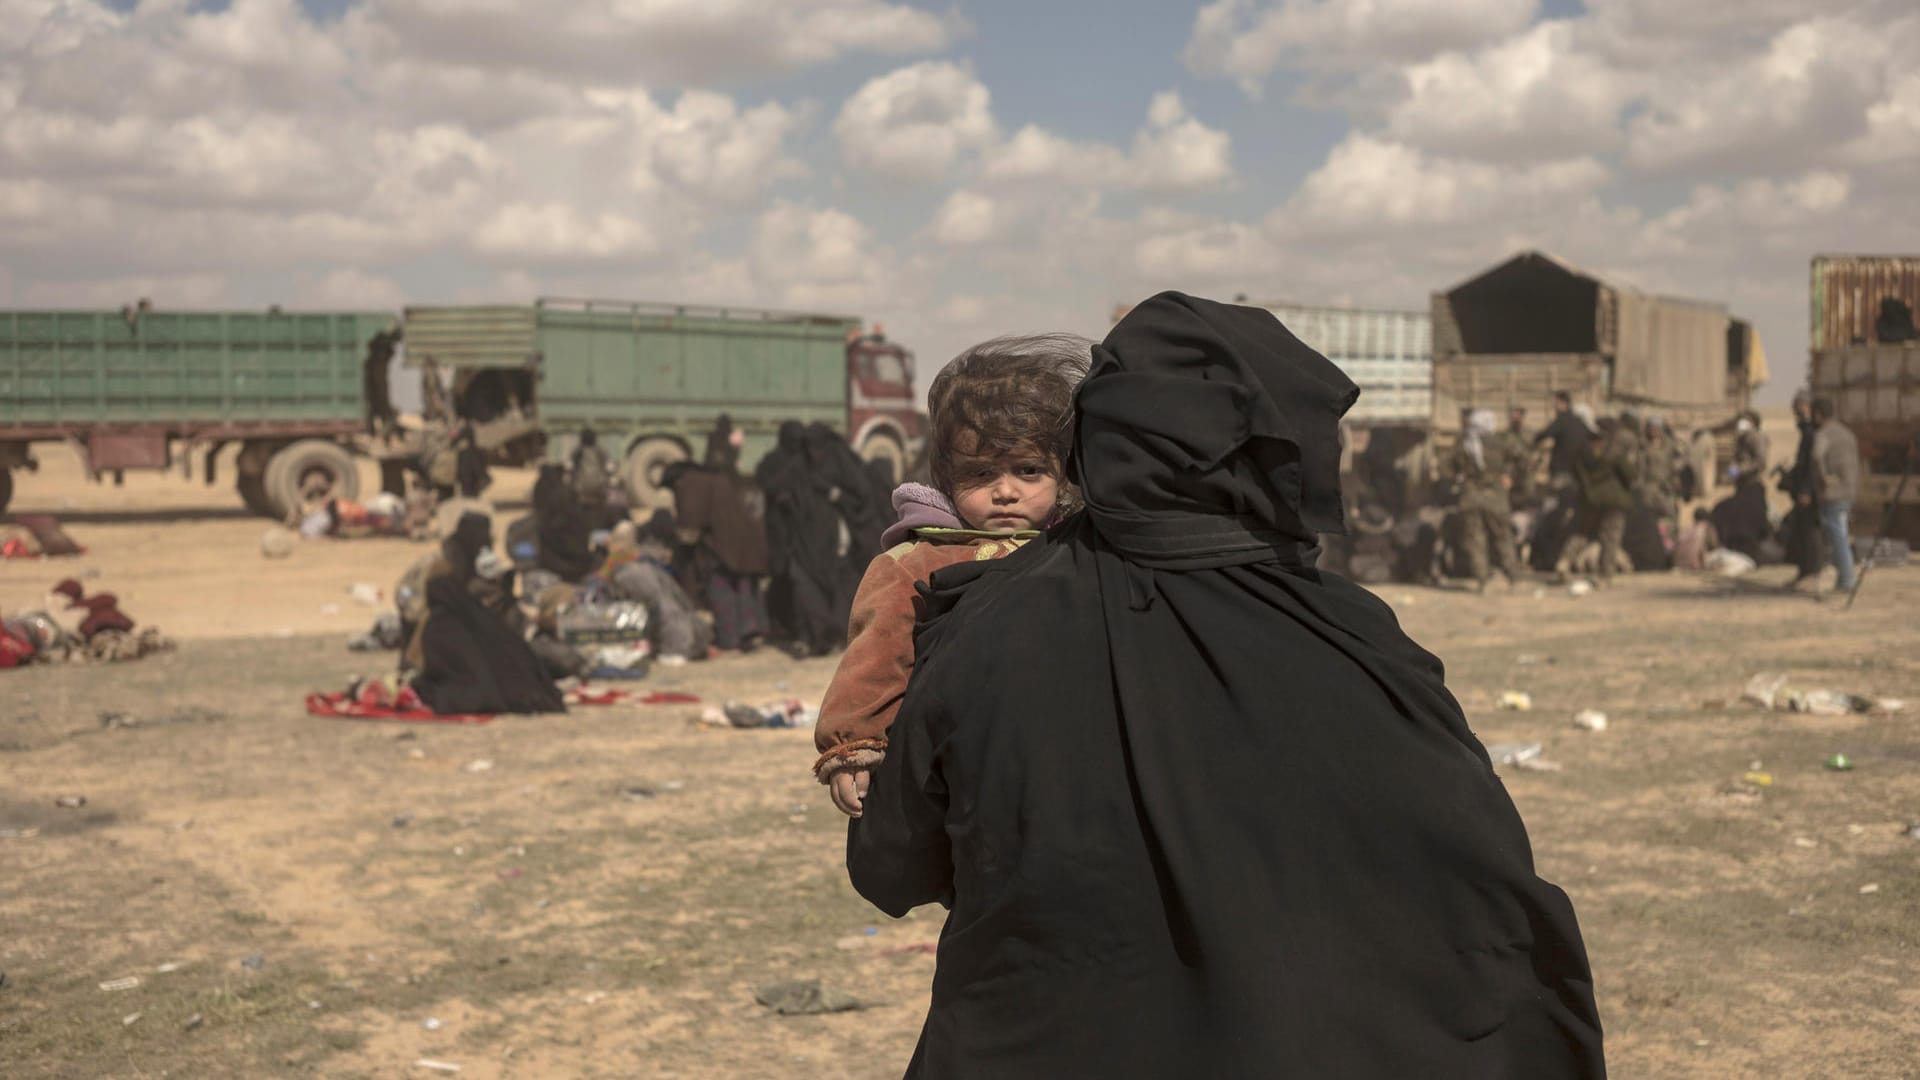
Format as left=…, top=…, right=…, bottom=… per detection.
left=756, top=421, right=845, bottom=651
left=849, top=292, right=1604, bottom=1078
left=411, top=513, right=564, bottom=716
left=532, top=463, right=595, bottom=582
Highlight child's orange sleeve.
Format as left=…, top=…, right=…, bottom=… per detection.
left=812, top=551, right=919, bottom=781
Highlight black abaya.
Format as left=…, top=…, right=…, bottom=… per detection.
left=411, top=514, right=566, bottom=716
left=757, top=421, right=844, bottom=653
left=533, top=463, right=596, bottom=583
left=848, top=292, right=1604, bottom=1079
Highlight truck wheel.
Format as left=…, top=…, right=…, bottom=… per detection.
left=0, top=468, right=11, bottom=514
left=858, top=432, right=906, bottom=488
left=267, top=440, right=360, bottom=520
left=234, top=441, right=283, bottom=517
left=622, top=437, right=688, bottom=513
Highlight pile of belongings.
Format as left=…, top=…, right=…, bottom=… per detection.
left=557, top=591, right=652, bottom=680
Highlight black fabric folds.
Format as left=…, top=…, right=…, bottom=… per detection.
left=412, top=513, right=565, bottom=716
left=848, top=292, right=1605, bottom=1079
left=533, top=463, right=595, bottom=583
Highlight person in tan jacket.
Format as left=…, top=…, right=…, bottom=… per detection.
left=813, top=333, right=1091, bottom=816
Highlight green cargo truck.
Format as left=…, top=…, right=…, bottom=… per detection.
left=401, top=299, right=923, bottom=508
left=0, top=306, right=404, bottom=516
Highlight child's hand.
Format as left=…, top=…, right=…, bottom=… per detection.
left=829, top=769, right=871, bottom=817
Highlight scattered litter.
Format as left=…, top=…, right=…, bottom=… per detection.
left=98, top=977, right=140, bottom=992
left=496, top=868, right=523, bottom=881
left=241, top=953, right=265, bottom=971
left=1705, top=549, right=1757, bottom=577
left=414, top=1060, right=462, bottom=1074
left=421, top=1017, right=443, bottom=1031
left=183, top=1013, right=205, bottom=1031
left=1530, top=588, right=1548, bottom=599
left=1567, top=580, right=1594, bottom=597
left=1824, top=754, right=1855, bottom=772
left=1743, top=771, right=1774, bottom=787
left=704, top=699, right=817, bottom=730
left=1903, top=823, right=1920, bottom=841
left=349, top=582, right=383, bottom=607
left=53, top=795, right=87, bottom=809
left=1496, top=691, right=1533, bottom=712
left=663, top=781, right=685, bottom=793
left=754, top=979, right=867, bottom=1016
left=1486, top=743, right=1561, bottom=772
left=392, top=814, right=415, bottom=829
left=122, top=1012, right=142, bottom=1027
left=1741, top=672, right=1904, bottom=715
left=1515, top=653, right=1551, bottom=666
left=1572, top=710, right=1608, bottom=732
left=308, top=1000, right=322, bottom=1009
left=582, top=991, right=607, bottom=1005
left=155, top=962, right=181, bottom=974
left=877, top=942, right=939, bottom=958
left=620, top=785, right=657, bottom=800
left=1859, top=883, right=1881, bottom=895
left=320, top=603, right=341, bottom=616
left=260, top=527, right=297, bottom=559
left=1848, top=824, right=1867, bottom=836
left=462, top=759, right=494, bottom=774
left=1792, top=837, right=1818, bottom=849
left=0, top=828, right=39, bottom=839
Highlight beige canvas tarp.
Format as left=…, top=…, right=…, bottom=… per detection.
left=1611, top=292, right=1729, bottom=407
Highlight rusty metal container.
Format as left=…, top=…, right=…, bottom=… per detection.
left=1810, top=255, right=1920, bottom=349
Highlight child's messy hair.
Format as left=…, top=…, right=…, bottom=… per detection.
left=926, top=333, right=1093, bottom=496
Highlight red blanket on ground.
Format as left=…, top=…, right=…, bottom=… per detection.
left=304, top=680, right=700, bottom=723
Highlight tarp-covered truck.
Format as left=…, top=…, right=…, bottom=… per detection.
left=0, top=307, right=404, bottom=516
left=401, top=299, right=922, bottom=508
left=1808, top=254, right=1920, bottom=544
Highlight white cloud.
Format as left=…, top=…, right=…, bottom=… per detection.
left=929, top=189, right=1004, bottom=246
left=300, top=269, right=410, bottom=309
left=1386, top=22, right=1636, bottom=160
left=1281, top=134, right=1608, bottom=234
left=1129, top=92, right=1235, bottom=192
left=358, top=0, right=959, bottom=86
left=980, top=91, right=1232, bottom=193
left=472, top=203, right=662, bottom=262
left=1184, top=0, right=1539, bottom=97
left=16, top=271, right=231, bottom=308
left=834, top=60, right=998, bottom=182
left=1627, top=17, right=1894, bottom=174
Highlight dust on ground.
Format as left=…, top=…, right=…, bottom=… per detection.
left=3, top=447, right=1918, bottom=1079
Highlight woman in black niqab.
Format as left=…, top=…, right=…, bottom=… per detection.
left=756, top=421, right=846, bottom=655
left=532, top=463, right=595, bottom=583
left=848, top=293, right=1604, bottom=1079
left=411, top=513, right=565, bottom=716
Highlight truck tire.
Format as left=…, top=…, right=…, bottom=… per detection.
left=858, top=431, right=906, bottom=488
left=234, top=441, right=284, bottom=518
left=0, top=468, right=11, bottom=514
left=267, top=440, right=360, bottom=520
left=622, top=437, right=689, bottom=514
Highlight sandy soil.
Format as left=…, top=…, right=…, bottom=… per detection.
left=3, top=444, right=1918, bottom=1078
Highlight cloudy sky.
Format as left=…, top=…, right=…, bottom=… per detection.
left=5, top=0, right=1918, bottom=404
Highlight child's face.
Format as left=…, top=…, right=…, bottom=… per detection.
left=951, top=452, right=1059, bottom=532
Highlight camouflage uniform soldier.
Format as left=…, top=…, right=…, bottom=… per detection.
left=1638, top=418, right=1681, bottom=523
left=1576, top=418, right=1641, bottom=584
left=1500, top=406, right=1536, bottom=506
left=1449, top=408, right=1520, bottom=592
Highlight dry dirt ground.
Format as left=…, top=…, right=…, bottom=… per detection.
left=3, top=447, right=1918, bottom=1079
